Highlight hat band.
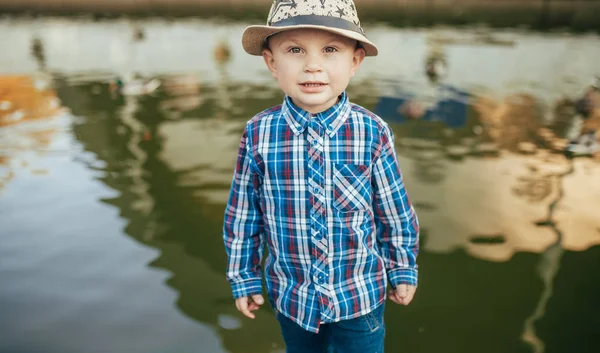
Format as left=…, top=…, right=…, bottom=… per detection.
left=270, top=15, right=365, bottom=35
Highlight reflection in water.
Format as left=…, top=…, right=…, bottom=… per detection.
left=564, top=77, right=600, bottom=156
left=375, top=76, right=600, bottom=352
left=54, top=74, right=287, bottom=353
left=159, top=74, right=204, bottom=117
left=1, top=18, right=600, bottom=353
left=0, top=76, right=60, bottom=126
left=376, top=73, right=600, bottom=262
left=374, top=65, right=600, bottom=351
left=0, top=75, right=64, bottom=190
left=30, top=36, right=46, bottom=71
left=110, top=74, right=161, bottom=97
left=132, top=22, right=145, bottom=42
left=214, top=39, right=234, bottom=118
left=117, top=95, right=155, bottom=218
left=424, top=31, right=449, bottom=84
left=521, top=165, right=571, bottom=353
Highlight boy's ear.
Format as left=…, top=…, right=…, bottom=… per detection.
left=262, top=49, right=278, bottom=79
left=350, top=46, right=366, bottom=77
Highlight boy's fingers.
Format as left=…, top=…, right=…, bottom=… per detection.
left=251, top=294, right=264, bottom=305
left=248, top=294, right=264, bottom=311
left=397, top=285, right=417, bottom=305
left=389, top=285, right=417, bottom=305
left=387, top=289, right=402, bottom=304
left=399, top=292, right=414, bottom=305
left=235, top=297, right=256, bottom=319
left=407, top=285, right=417, bottom=299
left=396, top=284, right=408, bottom=297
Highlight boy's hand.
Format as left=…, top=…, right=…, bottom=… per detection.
left=235, top=294, right=264, bottom=319
left=388, top=284, right=416, bottom=305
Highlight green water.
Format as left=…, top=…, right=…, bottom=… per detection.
left=1, top=18, right=599, bottom=353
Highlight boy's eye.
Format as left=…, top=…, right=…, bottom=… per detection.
left=289, top=47, right=302, bottom=54
left=324, top=47, right=338, bottom=53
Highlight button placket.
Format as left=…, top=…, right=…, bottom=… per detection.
left=307, top=118, right=331, bottom=317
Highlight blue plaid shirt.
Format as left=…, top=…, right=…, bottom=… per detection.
left=223, top=92, right=419, bottom=333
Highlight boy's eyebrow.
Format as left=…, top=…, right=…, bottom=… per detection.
left=277, top=39, right=297, bottom=46
left=274, top=37, right=301, bottom=47
left=324, top=39, right=349, bottom=46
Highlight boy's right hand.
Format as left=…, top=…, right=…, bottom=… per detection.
left=235, top=294, right=264, bottom=319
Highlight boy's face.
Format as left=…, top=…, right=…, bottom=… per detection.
left=262, top=28, right=366, bottom=114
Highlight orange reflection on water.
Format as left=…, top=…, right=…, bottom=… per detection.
left=0, top=75, right=64, bottom=189
left=0, top=75, right=61, bottom=126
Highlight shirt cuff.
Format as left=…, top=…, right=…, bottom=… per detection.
left=387, top=267, right=418, bottom=288
left=230, top=278, right=263, bottom=299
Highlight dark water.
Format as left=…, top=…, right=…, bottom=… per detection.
left=1, top=18, right=600, bottom=353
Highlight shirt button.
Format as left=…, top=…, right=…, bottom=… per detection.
left=318, top=274, right=325, bottom=284
left=313, top=187, right=321, bottom=195
left=312, top=139, right=319, bottom=146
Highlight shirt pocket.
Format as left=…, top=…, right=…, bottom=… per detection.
left=332, top=163, right=371, bottom=213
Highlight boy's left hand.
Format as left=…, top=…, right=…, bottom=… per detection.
left=388, top=284, right=416, bottom=305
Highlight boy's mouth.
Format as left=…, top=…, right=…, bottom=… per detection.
left=299, top=82, right=327, bottom=87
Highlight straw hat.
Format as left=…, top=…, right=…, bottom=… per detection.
left=242, top=0, right=378, bottom=57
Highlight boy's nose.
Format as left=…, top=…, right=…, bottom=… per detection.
left=304, top=63, right=323, bottom=73
left=304, top=54, right=323, bottom=73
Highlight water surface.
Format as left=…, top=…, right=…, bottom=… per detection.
left=1, top=18, right=599, bottom=353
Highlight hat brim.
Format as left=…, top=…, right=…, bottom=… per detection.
left=242, top=24, right=378, bottom=57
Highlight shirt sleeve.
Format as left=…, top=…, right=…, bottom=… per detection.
left=223, top=125, right=264, bottom=299
left=372, top=123, right=419, bottom=288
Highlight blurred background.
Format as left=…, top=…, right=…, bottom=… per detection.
left=1, top=1, right=599, bottom=353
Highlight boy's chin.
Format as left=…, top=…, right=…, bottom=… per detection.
left=292, top=98, right=338, bottom=113
left=291, top=90, right=341, bottom=105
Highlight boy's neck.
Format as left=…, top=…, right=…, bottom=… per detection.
left=288, top=95, right=342, bottom=115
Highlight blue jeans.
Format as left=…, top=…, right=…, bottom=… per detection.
left=276, top=304, right=385, bottom=353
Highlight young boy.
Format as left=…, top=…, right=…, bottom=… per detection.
left=223, top=1, right=419, bottom=352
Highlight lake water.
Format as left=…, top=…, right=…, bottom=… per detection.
left=1, top=17, right=599, bottom=353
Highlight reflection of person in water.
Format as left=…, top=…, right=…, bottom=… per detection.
left=214, top=39, right=233, bottom=116
left=30, top=36, right=46, bottom=71
left=565, top=76, right=600, bottom=157
left=424, top=32, right=448, bottom=84
left=376, top=33, right=467, bottom=130
left=376, top=84, right=472, bottom=129
left=425, top=50, right=448, bottom=84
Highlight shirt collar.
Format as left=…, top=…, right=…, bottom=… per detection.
left=281, top=91, right=351, bottom=138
